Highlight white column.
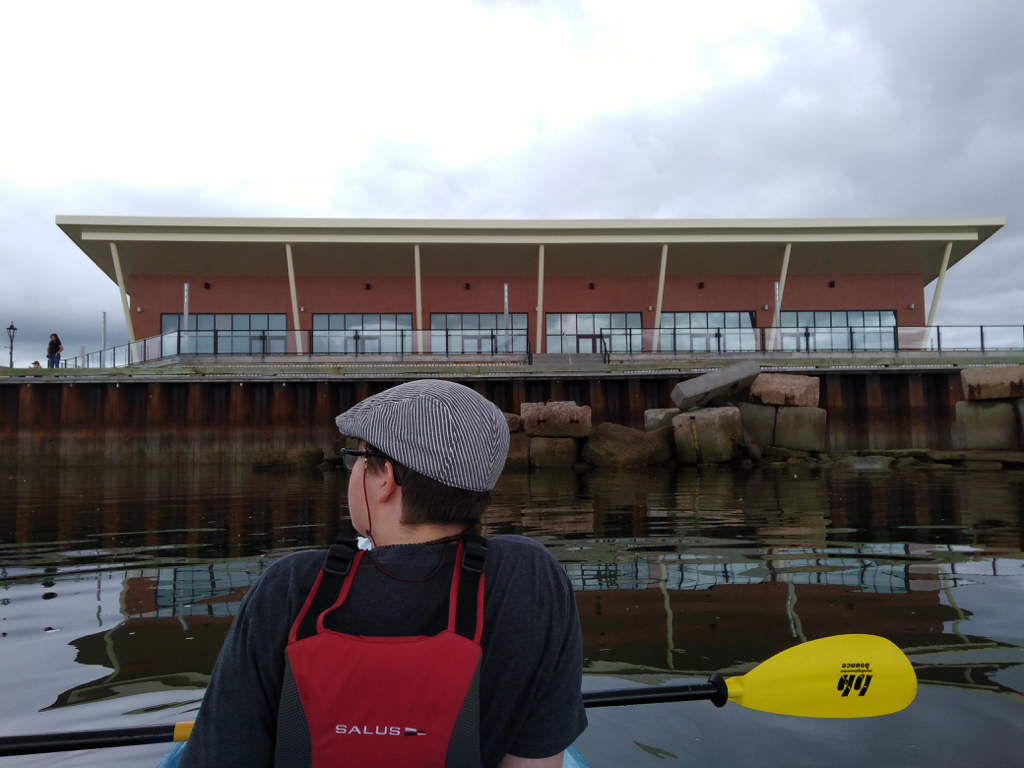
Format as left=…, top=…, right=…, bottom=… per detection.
left=286, top=244, right=304, bottom=354
left=110, top=242, right=136, bottom=344
left=652, top=244, right=668, bottom=352
left=926, top=242, right=953, bottom=328
left=768, top=243, right=792, bottom=351
left=414, top=244, right=423, bottom=333
left=535, top=245, right=545, bottom=354
left=183, top=282, right=189, bottom=354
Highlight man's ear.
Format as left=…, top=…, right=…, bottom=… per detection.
left=375, top=461, right=402, bottom=503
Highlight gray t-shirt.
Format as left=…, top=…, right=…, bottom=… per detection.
left=180, top=535, right=587, bottom=768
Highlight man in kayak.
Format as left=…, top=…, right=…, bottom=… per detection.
left=179, top=379, right=587, bottom=768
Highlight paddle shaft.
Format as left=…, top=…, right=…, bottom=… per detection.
left=583, top=674, right=729, bottom=709
left=0, top=675, right=730, bottom=756
left=0, top=724, right=175, bottom=757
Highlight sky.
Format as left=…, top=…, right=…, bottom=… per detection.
left=1, top=0, right=1021, bottom=366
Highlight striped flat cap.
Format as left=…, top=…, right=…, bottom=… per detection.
left=335, top=380, right=509, bottom=492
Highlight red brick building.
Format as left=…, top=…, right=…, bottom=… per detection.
left=57, top=216, right=1003, bottom=359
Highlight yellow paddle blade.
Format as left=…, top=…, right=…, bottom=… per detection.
left=725, top=634, right=916, bottom=718
left=173, top=722, right=195, bottom=743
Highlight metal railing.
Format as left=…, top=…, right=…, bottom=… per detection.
left=59, top=329, right=533, bottom=369
left=593, top=325, right=1024, bottom=355
left=56, top=325, right=1024, bottom=369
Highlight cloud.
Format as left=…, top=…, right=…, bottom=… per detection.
left=0, top=0, right=1021, bottom=365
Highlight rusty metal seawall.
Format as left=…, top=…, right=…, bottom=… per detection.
left=0, top=369, right=966, bottom=466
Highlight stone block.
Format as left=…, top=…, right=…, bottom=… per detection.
left=582, top=422, right=674, bottom=467
left=955, top=401, right=1017, bottom=450
left=645, top=407, right=680, bottom=432
left=738, top=402, right=776, bottom=448
left=671, top=407, right=742, bottom=464
left=504, top=412, right=524, bottom=433
left=503, top=431, right=530, bottom=470
left=670, top=360, right=761, bottom=411
left=750, top=373, right=820, bottom=408
left=529, top=437, right=578, bottom=469
left=774, top=407, right=827, bottom=453
left=648, top=426, right=675, bottom=465
left=521, top=401, right=593, bottom=438
left=961, top=365, right=1024, bottom=401
left=836, top=455, right=894, bottom=471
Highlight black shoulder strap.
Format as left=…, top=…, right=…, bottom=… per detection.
left=294, top=538, right=360, bottom=642
left=454, top=533, right=487, bottom=641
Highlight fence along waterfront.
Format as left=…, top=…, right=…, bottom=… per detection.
left=58, top=325, right=1024, bottom=369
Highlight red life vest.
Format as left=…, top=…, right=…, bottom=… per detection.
left=275, top=535, right=487, bottom=768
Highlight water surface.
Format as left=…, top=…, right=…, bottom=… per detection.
left=0, top=463, right=1022, bottom=767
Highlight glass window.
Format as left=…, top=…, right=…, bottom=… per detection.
left=708, top=312, right=725, bottom=328
left=431, top=314, right=446, bottom=330
left=446, top=314, right=462, bottom=330
left=480, top=314, right=496, bottom=330
left=781, top=311, right=797, bottom=327
left=232, top=314, right=249, bottom=330
left=831, top=311, right=847, bottom=328
left=815, top=311, right=831, bottom=328
left=848, top=311, right=864, bottom=327
left=577, top=314, right=594, bottom=334
left=513, top=314, right=527, bottom=329
left=346, top=314, right=363, bottom=330
left=881, top=311, right=896, bottom=327
left=463, top=314, right=479, bottom=330
left=364, top=314, right=381, bottom=331
left=397, top=314, right=412, bottom=330
left=198, top=315, right=214, bottom=331
left=547, top=314, right=561, bottom=335
left=269, top=314, right=287, bottom=331
left=561, top=314, right=576, bottom=334
left=691, top=313, right=708, bottom=329
left=626, top=313, right=641, bottom=328
left=674, top=313, right=689, bottom=329
left=250, top=314, right=268, bottom=331
left=798, top=311, right=814, bottom=328
left=161, top=314, right=178, bottom=333
left=313, top=315, right=328, bottom=330
left=864, top=311, right=880, bottom=327
left=611, top=313, right=626, bottom=329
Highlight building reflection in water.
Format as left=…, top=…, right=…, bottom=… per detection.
left=3, top=463, right=1017, bottom=710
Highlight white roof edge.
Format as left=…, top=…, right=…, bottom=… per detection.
left=55, top=215, right=1006, bottom=232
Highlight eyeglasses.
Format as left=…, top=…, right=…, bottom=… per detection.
left=341, top=448, right=403, bottom=485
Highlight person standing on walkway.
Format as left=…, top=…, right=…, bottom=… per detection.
left=46, top=334, right=63, bottom=368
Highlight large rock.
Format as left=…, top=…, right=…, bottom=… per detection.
left=961, top=365, right=1024, bottom=401
left=645, top=407, right=680, bottom=432
left=955, top=401, right=1018, bottom=450
left=750, top=373, right=820, bottom=408
left=503, top=431, right=530, bottom=470
left=521, top=401, right=593, bottom=438
left=582, top=422, right=673, bottom=467
left=529, top=437, right=578, bottom=468
left=504, top=412, right=524, bottom=433
left=738, top=402, right=776, bottom=448
left=836, top=455, right=894, bottom=471
left=672, top=407, right=742, bottom=464
left=670, top=361, right=761, bottom=411
left=774, top=407, right=827, bottom=453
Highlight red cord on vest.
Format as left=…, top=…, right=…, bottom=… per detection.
left=361, top=456, right=375, bottom=548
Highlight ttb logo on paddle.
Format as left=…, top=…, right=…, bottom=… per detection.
left=838, top=662, right=873, bottom=697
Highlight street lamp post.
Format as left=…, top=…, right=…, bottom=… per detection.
left=6, top=323, right=16, bottom=368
